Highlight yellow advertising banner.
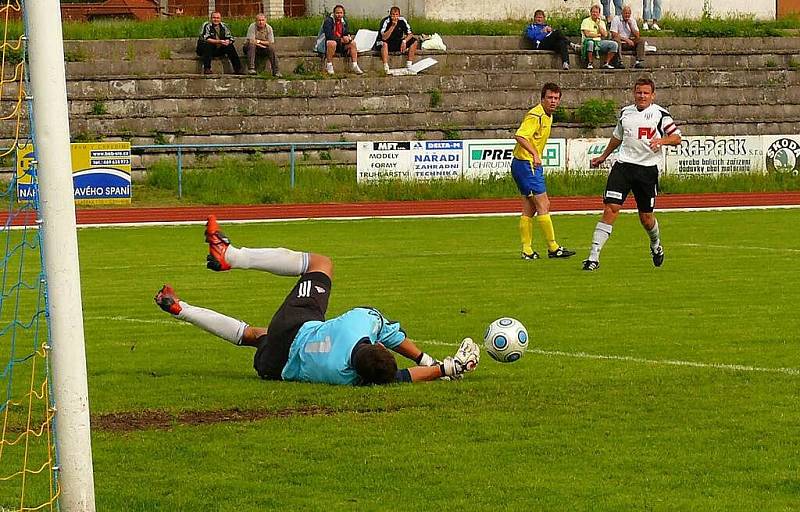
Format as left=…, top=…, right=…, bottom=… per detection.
left=16, top=141, right=132, bottom=204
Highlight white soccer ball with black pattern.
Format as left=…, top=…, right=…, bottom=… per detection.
left=483, top=317, right=528, bottom=363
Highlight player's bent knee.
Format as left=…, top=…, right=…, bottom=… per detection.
left=306, top=253, right=333, bottom=278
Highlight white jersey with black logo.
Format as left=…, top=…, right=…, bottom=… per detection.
left=612, top=103, right=680, bottom=167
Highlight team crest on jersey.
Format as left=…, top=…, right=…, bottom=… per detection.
left=765, top=138, right=800, bottom=175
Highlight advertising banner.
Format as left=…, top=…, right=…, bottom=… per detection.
left=463, top=139, right=514, bottom=179
left=463, top=138, right=567, bottom=179
left=15, top=143, right=36, bottom=201
left=16, top=142, right=132, bottom=204
left=410, top=140, right=463, bottom=181
left=761, top=135, right=800, bottom=175
left=356, top=135, right=793, bottom=182
left=71, top=142, right=132, bottom=203
left=567, top=138, right=621, bottom=173
left=664, top=136, right=764, bottom=175
left=356, top=141, right=412, bottom=182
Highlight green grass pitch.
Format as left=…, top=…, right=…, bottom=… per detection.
left=17, top=209, right=800, bottom=510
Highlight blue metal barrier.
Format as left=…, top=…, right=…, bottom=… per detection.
left=132, top=141, right=357, bottom=198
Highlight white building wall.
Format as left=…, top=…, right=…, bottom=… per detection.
left=306, top=0, right=426, bottom=18
left=306, top=0, right=776, bottom=20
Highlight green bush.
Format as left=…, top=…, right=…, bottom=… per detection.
left=572, top=99, right=617, bottom=128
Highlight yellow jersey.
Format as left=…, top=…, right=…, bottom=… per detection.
left=512, top=103, right=552, bottom=163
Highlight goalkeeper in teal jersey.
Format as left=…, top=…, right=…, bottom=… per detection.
left=155, top=216, right=480, bottom=385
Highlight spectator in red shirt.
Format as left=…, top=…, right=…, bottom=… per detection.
left=320, top=5, right=363, bottom=75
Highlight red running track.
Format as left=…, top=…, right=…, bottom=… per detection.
left=3, top=192, right=800, bottom=226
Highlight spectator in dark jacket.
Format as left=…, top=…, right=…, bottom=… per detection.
left=524, top=10, right=579, bottom=70
left=196, top=11, right=243, bottom=75
left=320, top=4, right=363, bottom=75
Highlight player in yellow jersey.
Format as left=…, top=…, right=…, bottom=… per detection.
left=511, top=83, right=575, bottom=260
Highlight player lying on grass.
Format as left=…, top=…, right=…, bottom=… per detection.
left=155, top=216, right=480, bottom=385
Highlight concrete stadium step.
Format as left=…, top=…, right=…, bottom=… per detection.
left=63, top=49, right=800, bottom=77
left=64, top=36, right=800, bottom=58
left=61, top=87, right=799, bottom=120
left=59, top=36, right=800, bottom=78
left=57, top=69, right=799, bottom=101
left=60, top=82, right=800, bottom=118
left=8, top=102, right=793, bottom=139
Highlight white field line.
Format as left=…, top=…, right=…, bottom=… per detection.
left=87, top=322, right=799, bottom=376
left=676, top=242, right=800, bottom=253
left=419, top=340, right=800, bottom=376
left=85, top=315, right=189, bottom=326
left=69, top=203, right=800, bottom=229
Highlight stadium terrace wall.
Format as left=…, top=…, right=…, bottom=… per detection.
left=306, top=0, right=776, bottom=20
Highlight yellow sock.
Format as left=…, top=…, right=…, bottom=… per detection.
left=519, top=215, right=534, bottom=255
left=536, top=214, right=559, bottom=252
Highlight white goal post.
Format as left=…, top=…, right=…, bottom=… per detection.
left=25, top=1, right=96, bottom=510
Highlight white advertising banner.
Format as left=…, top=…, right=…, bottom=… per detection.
left=664, top=136, right=764, bottom=175
left=356, top=141, right=412, bottom=182
left=762, top=135, right=800, bottom=175
left=410, top=140, right=463, bottom=181
left=567, top=138, right=621, bottom=172
left=462, top=138, right=566, bottom=179
left=357, top=135, right=795, bottom=182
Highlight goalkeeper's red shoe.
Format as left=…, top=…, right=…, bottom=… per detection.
left=155, top=284, right=182, bottom=315
left=205, top=215, right=231, bottom=271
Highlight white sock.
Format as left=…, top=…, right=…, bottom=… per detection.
left=176, top=302, right=247, bottom=345
left=225, top=246, right=309, bottom=276
left=588, top=222, right=613, bottom=261
left=646, top=220, right=661, bottom=250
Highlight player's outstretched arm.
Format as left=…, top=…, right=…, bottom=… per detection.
left=392, top=338, right=438, bottom=366
left=404, top=338, right=480, bottom=382
left=591, top=136, right=622, bottom=167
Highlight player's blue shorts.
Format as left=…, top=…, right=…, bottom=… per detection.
left=511, top=158, right=546, bottom=196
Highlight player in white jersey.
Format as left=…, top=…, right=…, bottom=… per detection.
left=582, top=78, right=681, bottom=271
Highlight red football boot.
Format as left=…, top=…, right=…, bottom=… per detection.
left=205, top=215, right=231, bottom=271
left=155, top=284, right=182, bottom=315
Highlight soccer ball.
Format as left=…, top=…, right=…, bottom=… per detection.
left=483, top=317, right=528, bottom=363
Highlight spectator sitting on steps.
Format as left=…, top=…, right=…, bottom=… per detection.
left=524, top=9, right=580, bottom=70
left=196, top=11, right=243, bottom=75
left=610, top=5, right=645, bottom=69
left=244, top=13, right=282, bottom=77
left=374, top=6, right=419, bottom=75
left=319, top=4, right=363, bottom=75
left=580, top=4, right=619, bottom=70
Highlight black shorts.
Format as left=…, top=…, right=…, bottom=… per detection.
left=383, top=37, right=417, bottom=53
left=253, top=271, right=332, bottom=380
left=603, top=161, right=659, bottom=213
left=334, top=40, right=352, bottom=56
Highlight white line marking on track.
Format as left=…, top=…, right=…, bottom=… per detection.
left=419, top=340, right=799, bottom=376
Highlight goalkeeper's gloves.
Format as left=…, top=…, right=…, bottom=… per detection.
left=441, top=337, right=480, bottom=378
